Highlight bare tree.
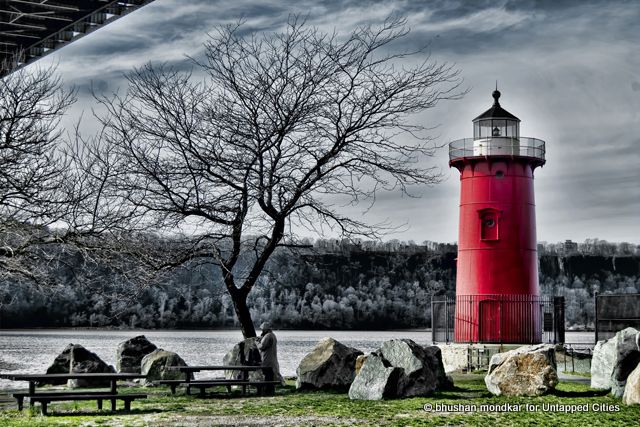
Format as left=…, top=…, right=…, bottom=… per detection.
left=0, top=64, right=75, bottom=283
left=79, top=16, right=464, bottom=337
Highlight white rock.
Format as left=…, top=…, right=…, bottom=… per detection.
left=590, top=327, right=640, bottom=397
left=484, top=344, right=558, bottom=396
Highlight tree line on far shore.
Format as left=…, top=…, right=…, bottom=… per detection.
left=3, top=17, right=638, bottom=337
left=1, top=237, right=637, bottom=330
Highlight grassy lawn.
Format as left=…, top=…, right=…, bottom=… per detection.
left=0, top=375, right=638, bottom=426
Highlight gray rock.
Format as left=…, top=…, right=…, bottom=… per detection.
left=623, top=362, right=640, bottom=405
left=420, top=345, right=453, bottom=390
left=348, top=339, right=452, bottom=400
left=348, top=353, right=402, bottom=400
left=590, top=327, right=640, bottom=397
left=141, top=349, right=191, bottom=384
left=484, top=344, right=558, bottom=396
left=296, top=337, right=363, bottom=390
left=42, top=344, right=74, bottom=385
left=379, top=339, right=448, bottom=396
left=610, top=329, right=640, bottom=398
left=116, top=335, right=157, bottom=373
left=68, top=345, right=116, bottom=388
left=42, top=344, right=115, bottom=387
left=222, top=337, right=286, bottom=384
left=223, top=337, right=265, bottom=382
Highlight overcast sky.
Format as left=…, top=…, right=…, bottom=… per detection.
left=32, top=0, right=640, bottom=244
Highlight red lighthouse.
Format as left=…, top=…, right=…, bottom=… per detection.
left=449, top=89, right=546, bottom=344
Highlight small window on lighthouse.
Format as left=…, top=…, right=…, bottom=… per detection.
left=478, top=208, right=501, bottom=241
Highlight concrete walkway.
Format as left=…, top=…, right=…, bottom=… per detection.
left=558, top=372, right=590, bottom=384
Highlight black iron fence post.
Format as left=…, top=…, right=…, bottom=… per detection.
left=539, top=301, right=543, bottom=344
left=431, top=299, right=435, bottom=343
left=445, top=298, right=449, bottom=343
left=498, top=300, right=502, bottom=344
left=553, top=296, right=565, bottom=344
left=594, top=291, right=599, bottom=343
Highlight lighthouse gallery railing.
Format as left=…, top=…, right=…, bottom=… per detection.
left=449, top=137, right=546, bottom=163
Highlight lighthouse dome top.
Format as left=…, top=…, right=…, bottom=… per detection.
left=473, top=89, right=520, bottom=139
left=473, top=89, right=520, bottom=122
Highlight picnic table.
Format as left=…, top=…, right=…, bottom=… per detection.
left=160, top=365, right=280, bottom=396
left=0, top=372, right=147, bottom=415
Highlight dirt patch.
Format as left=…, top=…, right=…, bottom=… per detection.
left=137, top=414, right=367, bottom=426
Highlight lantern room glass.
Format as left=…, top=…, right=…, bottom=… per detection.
left=474, top=119, right=519, bottom=139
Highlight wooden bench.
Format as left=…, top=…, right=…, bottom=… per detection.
left=187, top=380, right=282, bottom=397
left=158, top=378, right=226, bottom=395
left=1, top=372, right=147, bottom=415
left=13, top=392, right=147, bottom=415
left=163, top=365, right=279, bottom=396
left=159, top=378, right=281, bottom=396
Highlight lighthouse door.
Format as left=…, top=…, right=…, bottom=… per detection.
left=479, top=299, right=501, bottom=343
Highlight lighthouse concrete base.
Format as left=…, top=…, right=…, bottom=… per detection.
left=437, top=343, right=544, bottom=373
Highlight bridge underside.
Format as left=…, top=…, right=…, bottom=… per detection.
left=0, top=0, right=155, bottom=77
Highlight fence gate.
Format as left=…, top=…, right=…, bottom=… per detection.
left=431, top=298, right=455, bottom=343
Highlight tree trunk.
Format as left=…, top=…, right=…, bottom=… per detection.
left=231, top=290, right=256, bottom=338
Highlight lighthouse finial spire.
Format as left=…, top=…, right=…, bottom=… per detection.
left=492, top=82, right=501, bottom=106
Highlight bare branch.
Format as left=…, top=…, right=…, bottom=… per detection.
left=70, top=16, right=464, bottom=337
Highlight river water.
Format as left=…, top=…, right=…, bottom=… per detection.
left=0, top=329, right=594, bottom=391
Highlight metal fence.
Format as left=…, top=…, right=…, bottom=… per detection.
left=431, top=298, right=456, bottom=343
left=595, top=293, right=640, bottom=342
left=432, top=295, right=565, bottom=344
left=448, top=137, right=546, bottom=163
left=560, top=344, right=594, bottom=374
left=462, top=343, right=592, bottom=372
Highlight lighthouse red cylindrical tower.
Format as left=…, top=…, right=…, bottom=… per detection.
left=449, top=89, right=546, bottom=344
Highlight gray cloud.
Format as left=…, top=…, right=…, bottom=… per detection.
left=30, top=0, right=640, bottom=243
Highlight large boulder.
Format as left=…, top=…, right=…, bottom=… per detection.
left=296, top=337, right=363, bottom=390
left=591, top=328, right=640, bottom=397
left=43, top=344, right=115, bottom=387
left=623, top=363, right=640, bottom=405
left=379, top=339, right=451, bottom=396
left=68, top=345, right=116, bottom=388
left=484, top=344, right=558, bottom=396
left=348, top=353, right=402, bottom=400
left=223, top=337, right=265, bottom=382
left=116, top=335, right=157, bottom=373
left=42, top=344, right=74, bottom=385
left=349, top=339, right=451, bottom=400
left=417, top=345, right=453, bottom=390
left=141, top=349, right=191, bottom=384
